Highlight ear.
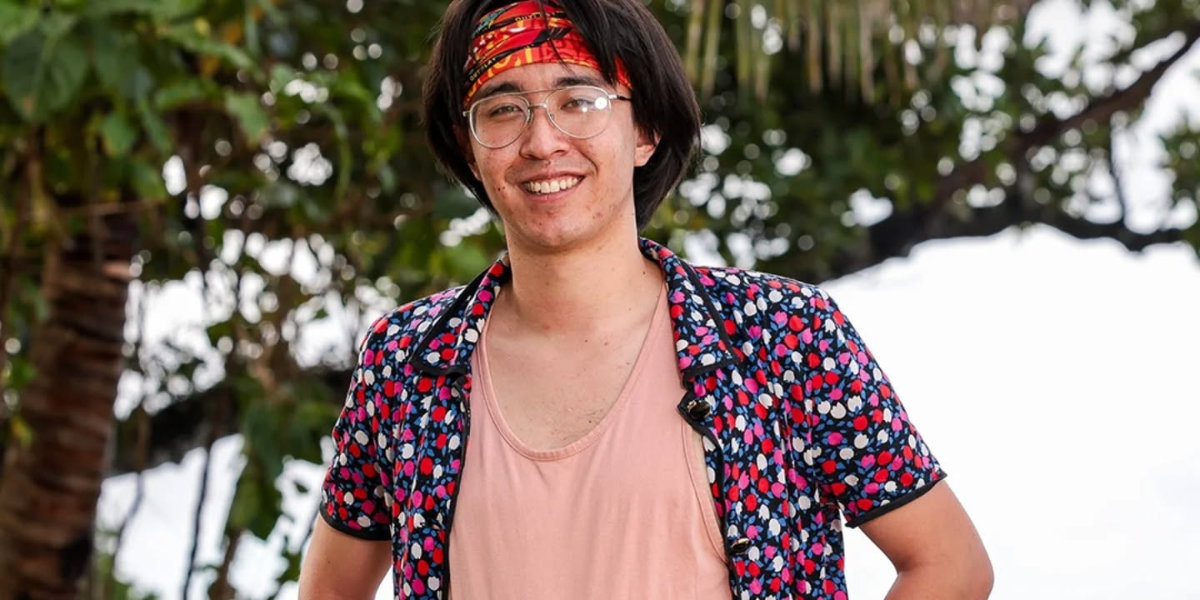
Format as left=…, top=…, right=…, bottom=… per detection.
left=467, top=153, right=480, bottom=180
left=634, top=127, right=658, bottom=168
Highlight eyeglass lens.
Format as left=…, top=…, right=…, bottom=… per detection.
left=469, top=86, right=614, bottom=148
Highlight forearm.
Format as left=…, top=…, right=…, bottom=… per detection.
left=883, top=564, right=994, bottom=600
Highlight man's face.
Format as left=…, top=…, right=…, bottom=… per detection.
left=464, top=62, right=656, bottom=253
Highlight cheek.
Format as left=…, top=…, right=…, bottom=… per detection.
left=477, top=162, right=510, bottom=194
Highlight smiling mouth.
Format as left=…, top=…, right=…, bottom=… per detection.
left=522, top=176, right=582, bottom=195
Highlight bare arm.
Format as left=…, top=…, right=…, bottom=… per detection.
left=860, top=482, right=993, bottom=600
left=298, top=518, right=392, bottom=600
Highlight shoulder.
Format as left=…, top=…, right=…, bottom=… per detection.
left=357, top=285, right=466, bottom=368
left=690, top=264, right=842, bottom=322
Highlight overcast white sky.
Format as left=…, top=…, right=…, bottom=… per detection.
left=96, top=1, right=1200, bottom=598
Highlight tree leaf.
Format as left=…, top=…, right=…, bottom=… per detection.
left=153, top=79, right=217, bottom=110
left=248, top=482, right=282, bottom=540
left=259, top=181, right=300, bottom=208
left=377, top=162, right=397, bottom=193
left=39, top=12, right=79, bottom=39
left=269, top=63, right=295, bottom=91
left=315, top=103, right=351, bottom=199
left=137, top=100, right=172, bottom=154
left=226, top=467, right=261, bottom=533
left=129, top=159, right=168, bottom=201
left=224, top=92, right=270, bottom=145
left=160, top=23, right=254, bottom=71
left=9, top=414, right=33, bottom=449
left=91, top=25, right=154, bottom=100
left=276, top=550, right=303, bottom=587
left=85, top=0, right=204, bottom=21
left=205, top=320, right=233, bottom=348
left=2, top=21, right=90, bottom=123
left=100, top=112, right=137, bottom=156
left=0, top=3, right=39, bottom=45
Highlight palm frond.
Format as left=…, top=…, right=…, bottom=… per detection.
left=681, top=0, right=1040, bottom=103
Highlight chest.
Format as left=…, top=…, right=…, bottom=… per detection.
left=481, top=328, right=652, bottom=450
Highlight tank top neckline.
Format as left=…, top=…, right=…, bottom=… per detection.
left=474, top=286, right=669, bottom=461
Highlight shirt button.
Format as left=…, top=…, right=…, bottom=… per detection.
left=686, top=399, right=711, bottom=420
left=729, top=537, right=751, bottom=556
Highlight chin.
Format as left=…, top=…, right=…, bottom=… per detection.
left=511, top=227, right=589, bottom=252
left=505, top=216, right=611, bottom=254
left=496, top=194, right=632, bottom=253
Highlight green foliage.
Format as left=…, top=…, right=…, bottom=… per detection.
left=99, top=112, right=138, bottom=156
left=223, top=92, right=270, bottom=145
left=91, top=25, right=154, bottom=101
left=3, top=16, right=88, bottom=123
left=0, top=4, right=39, bottom=46
left=158, top=22, right=254, bottom=72
left=85, top=0, right=205, bottom=20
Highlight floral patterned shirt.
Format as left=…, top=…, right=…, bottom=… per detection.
left=320, top=237, right=945, bottom=600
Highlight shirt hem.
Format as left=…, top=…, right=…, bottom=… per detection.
left=319, top=506, right=391, bottom=541
left=844, top=473, right=947, bottom=529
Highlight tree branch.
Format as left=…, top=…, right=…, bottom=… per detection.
left=934, top=19, right=1200, bottom=209
left=1040, top=211, right=1186, bottom=250
left=829, top=18, right=1200, bottom=278
left=831, top=191, right=1188, bottom=277
left=1106, top=125, right=1129, bottom=222
left=181, top=432, right=213, bottom=600
left=107, top=368, right=350, bottom=477
left=1024, top=20, right=1200, bottom=148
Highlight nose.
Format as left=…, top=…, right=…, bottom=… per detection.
left=518, top=104, right=570, bottom=160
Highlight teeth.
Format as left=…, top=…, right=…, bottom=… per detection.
left=524, top=176, right=581, bottom=194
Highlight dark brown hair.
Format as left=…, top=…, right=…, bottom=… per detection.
left=422, top=0, right=701, bottom=229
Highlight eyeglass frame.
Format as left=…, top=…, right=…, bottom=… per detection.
left=461, top=85, right=633, bottom=149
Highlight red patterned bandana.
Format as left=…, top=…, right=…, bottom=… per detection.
left=462, top=0, right=632, bottom=107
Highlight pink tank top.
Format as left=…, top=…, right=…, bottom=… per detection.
left=448, top=289, right=730, bottom=599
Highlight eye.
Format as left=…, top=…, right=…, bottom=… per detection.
left=558, top=93, right=603, bottom=113
left=482, top=100, right=525, bottom=119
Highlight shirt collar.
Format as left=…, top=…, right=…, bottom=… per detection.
left=409, top=237, right=739, bottom=377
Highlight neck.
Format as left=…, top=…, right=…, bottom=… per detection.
left=496, top=230, right=662, bottom=338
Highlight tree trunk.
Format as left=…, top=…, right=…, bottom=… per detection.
left=0, top=207, right=135, bottom=600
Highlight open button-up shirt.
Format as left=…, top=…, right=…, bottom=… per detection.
left=320, top=237, right=945, bottom=600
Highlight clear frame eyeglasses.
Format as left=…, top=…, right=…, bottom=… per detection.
left=462, top=85, right=632, bottom=149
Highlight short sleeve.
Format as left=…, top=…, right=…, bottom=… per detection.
left=319, top=318, right=393, bottom=540
left=799, top=288, right=946, bottom=528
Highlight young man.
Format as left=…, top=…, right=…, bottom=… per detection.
left=299, top=0, right=993, bottom=598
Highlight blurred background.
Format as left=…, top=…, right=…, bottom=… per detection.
left=0, top=0, right=1198, bottom=598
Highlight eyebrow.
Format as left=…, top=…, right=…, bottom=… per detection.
left=474, top=73, right=612, bottom=101
left=475, top=81, right=522, bottom=100
left=555, top=74, right=608, bottom=88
